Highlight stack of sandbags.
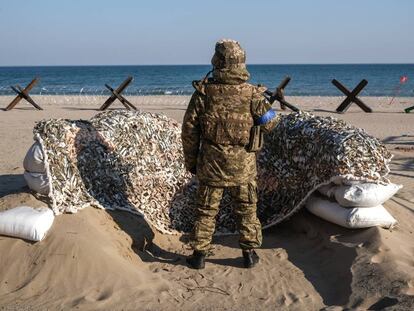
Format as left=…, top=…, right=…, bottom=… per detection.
left=306, top=180, right=401, bottom=229
left=23, top=142, right=50, bottom=195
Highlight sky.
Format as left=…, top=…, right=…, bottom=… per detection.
left=0, top=0, right=413, bottom=66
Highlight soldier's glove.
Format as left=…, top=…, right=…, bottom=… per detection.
left=189, top=167, right=197, bottom=175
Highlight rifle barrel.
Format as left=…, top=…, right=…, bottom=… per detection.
left=280, top=99, right=299, bottom=112
left=278, top=76, right=291, bottom=90
left=264, top=89, right=299, bottom=112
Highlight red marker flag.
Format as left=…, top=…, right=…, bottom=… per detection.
left=400, top=76, right=408, bottom=84
left=389, top=75, right=409, bottom=105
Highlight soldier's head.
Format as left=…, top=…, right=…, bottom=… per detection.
left=211, top=39, right=246, bottom=69
left=211, top=39, right=250, bottom=83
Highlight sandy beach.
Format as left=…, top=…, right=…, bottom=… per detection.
left=0, top=95, right=413, bottom=310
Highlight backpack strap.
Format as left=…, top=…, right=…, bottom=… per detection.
left=191, top=70, right=212, bottom=95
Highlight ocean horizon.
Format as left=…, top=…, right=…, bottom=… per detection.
left=0, top=64, right=413, bottom=97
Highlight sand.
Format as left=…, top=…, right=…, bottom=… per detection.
left=0, top=95, right=413, bottom=310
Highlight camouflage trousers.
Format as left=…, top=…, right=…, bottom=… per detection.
left=190, top=181, right=262, bottom=253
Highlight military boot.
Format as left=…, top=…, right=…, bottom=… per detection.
left=242, top=249, right=259, bottom=268
left=186, top=250, right=206, bottom=269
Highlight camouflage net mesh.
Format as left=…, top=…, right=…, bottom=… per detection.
left=34, top=110, right=392, bottom=234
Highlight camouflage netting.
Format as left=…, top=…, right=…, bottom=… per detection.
left=256, top=112, right=392, bottom=228
left=33, top=110, right=392, bottom=234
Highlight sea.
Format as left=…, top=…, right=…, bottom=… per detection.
left=0, top=64, right=413, bottom=97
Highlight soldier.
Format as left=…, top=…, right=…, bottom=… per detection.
left=182, top=39, right=279, bottom=269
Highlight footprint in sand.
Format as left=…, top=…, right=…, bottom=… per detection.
left=278, top=292, right=299, bottom=306
left=370, top=253, right=384, bottom=264
left=274, top=249, right=288, bottom=260
left=402, top=280, right=414, bottom=296
left=370, top=246, right=391, bottom=264
left=66, top=290, right=113, bottom=309
left=84, top=288, right=113, bottom=302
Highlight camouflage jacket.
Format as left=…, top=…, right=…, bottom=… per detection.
left=182, top=74, right=279, bottom=187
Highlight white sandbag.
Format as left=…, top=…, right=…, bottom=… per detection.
left=331, top=175, right=366, bottom=186
left=23, top=142, right=46, bottom=173
left=333, top=183, right=402, bottom=207
left=306, top=195, right=397, bottom=229
left=0, top=206, right=55, bottom=241
left=24, top=171, right=50, bottom=195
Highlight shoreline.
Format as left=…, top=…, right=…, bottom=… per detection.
left=0, top=95, right=413, bottom=109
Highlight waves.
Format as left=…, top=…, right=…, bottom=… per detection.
left=0, top=64, right=413, bottom=97
left=0, top=85, right=195, bottom=96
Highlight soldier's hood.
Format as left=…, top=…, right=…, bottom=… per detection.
left=211, top=39, right=250, bottom=85
left=212, top=65, right=250, bottom=85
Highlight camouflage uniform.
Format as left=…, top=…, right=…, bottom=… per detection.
left=182, top=39, right=279, bottom=253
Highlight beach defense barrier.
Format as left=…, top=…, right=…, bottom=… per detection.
left=98, top=76, right=137, bottom=111
left=332, top=79, right=372, bottom=113
left=31, top=110, right=393, bottom=234
left=4, top=78, right=43, bottom=111
left=263, top=76, right=300, bottom=112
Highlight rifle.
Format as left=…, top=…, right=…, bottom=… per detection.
left=263, top=76, right=300, bottom=112
left=248, top=76, right=299, bottom=152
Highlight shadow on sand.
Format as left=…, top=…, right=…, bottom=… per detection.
left=65, top=119, right=395, bottom=306
left=160, top=174, right=381, bottom=307
left=383, top=135, right=414, bottom=146
left=0, top=174, right=27, bottom=198
left=388, top=152, right=414, bottom=180
left=74, top=121, right=184, bottom=267
left=211, top=209, right=369, bottom=307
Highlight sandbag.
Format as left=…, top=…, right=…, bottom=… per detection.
left=306, top=195, right=397, bottom=229
left=0, top=206, right=55, bottom=241
left=24, top=171, right=50, bottom=195
left=23, top=142, right=46, bottom=173
left=333, top=183, right=402, bottom=207
left=317, top=183, right=336, bottom=197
